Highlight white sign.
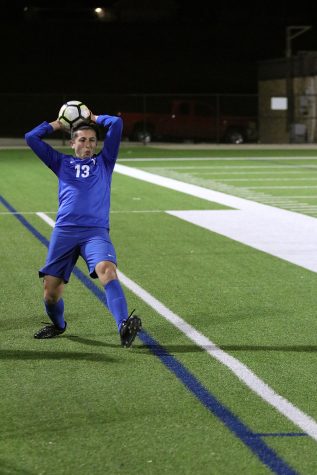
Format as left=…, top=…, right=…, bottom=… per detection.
left=271, top=97, right=288, bottom=110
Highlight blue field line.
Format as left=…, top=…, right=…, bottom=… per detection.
left=138, top=331, right=300, bottom=475
left=1, top=194, right=300, bottom=475
left=1, top=196, right=50, bottom=247
left=0, top=196, right=108, bottom=306
left=255, top=433, right=308, bottom=438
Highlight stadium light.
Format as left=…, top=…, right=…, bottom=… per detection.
left=94, top=7, right=106, bottom=18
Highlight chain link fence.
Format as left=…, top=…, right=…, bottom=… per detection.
left=2, top=93, right=258, bottom=144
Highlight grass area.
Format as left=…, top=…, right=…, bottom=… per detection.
left=1, top=145, right=317, bottom=474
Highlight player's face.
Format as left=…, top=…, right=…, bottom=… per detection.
left=71, top=130, right=97, bottom=159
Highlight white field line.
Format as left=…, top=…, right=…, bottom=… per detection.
left=119, top=156, right=317, bottom=161
left=196, top=177, right=317, bottom=181
left=37, top=211, right=317, bottom=441
left=117, top=271, right=317, bottom=441
left=111, top=210, right=165, bottom=213
left=181, top=171, right=313, bottom=175
left=146, top=165, right=317, bottom=170
left=0, top=211, right=56, bottom=215
left=115, top=164, right=317, bottom=272
left=115, top=164, right=264, bottom=210
left=247, top=186, right=317, bottom=189
left=36, top=212, right=56, bottom=227
left=0, top=210, right=166, bottom=216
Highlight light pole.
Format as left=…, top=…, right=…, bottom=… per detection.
left=286, top=25, right=311, bottom=59
left=285, top=26, right=311, bottom=141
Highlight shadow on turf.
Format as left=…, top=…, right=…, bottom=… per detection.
left=137, top=344, right=317, bottom=354
left=65, top=336, right=317, bottom=354
left=65, top=336, right=203, bottom=354
left=219, top=345, right=317, bottom=352
left=0, top=348, right=118, bottom=362
left=66, top=335, right=159, bottom=352
left=0, top=459, right=33, bottom=475
left=65, top=335, right=119, bottom=348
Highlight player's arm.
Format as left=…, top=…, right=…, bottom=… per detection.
left=49, top=120, right=63, bottom=132
left=90, top=113, right=123, bottom=165
left=24, top=120, right=64, bottom=173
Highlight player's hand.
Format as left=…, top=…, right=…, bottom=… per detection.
left=50, top=120, right=63, bottom=131
left=90, top=112, right=98, bottom=123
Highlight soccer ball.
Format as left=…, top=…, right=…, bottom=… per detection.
left=58, top=100, right=91, bottom=131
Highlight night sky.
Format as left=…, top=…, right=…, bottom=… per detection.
left=2, top=0, right=317, bottom=95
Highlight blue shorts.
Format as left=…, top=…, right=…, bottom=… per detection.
left=39, top=227, right=117, bottom=283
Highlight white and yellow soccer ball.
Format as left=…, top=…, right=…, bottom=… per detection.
left=58, top=100, right=91, bottom=130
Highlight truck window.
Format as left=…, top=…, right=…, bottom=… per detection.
left=194, top=103, right=212, bottom=117
left=178, top=102, right=190, bottom=115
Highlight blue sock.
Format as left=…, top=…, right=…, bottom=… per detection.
left=104, top=280, right=128, bottom=331
left=44, top=299, right=65, bottom=330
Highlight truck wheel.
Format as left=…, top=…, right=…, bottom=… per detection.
left=132, top=125, right=153, bottom=144
left=224, top=129, right=245, bottom=144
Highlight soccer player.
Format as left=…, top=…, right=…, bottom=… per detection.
left=24, top=110, right=142, bottom=347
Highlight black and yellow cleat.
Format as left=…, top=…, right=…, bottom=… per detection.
left=119, top=310, right=142, bottom=348
left=34, top=322, right=67, bottom=339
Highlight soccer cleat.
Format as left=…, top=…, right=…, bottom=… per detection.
left=120, top=309, right=142, bottom=348
left=34, top=322, right=67, bottom=339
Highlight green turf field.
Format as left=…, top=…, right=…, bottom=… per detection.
left=1, top=145, right=317, bottom=474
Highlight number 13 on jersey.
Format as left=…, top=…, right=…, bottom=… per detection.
left=75, top=164, right=90, bottom=178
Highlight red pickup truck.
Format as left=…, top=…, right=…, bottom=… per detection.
left=117, top=99, right=257, bottom=144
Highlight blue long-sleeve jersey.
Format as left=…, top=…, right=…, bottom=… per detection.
left=25, top=115, right=123, bottom=230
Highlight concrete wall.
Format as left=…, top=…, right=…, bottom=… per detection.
left=258, top=53, right=317, bottom=143
left=258, top=79, right=288, bottom=143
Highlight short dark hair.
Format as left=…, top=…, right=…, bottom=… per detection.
left=71, top=123, right=99, bottom=140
